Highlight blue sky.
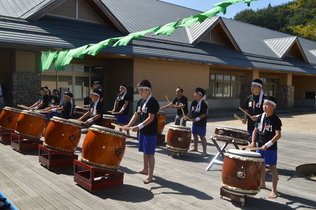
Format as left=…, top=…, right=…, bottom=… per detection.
left=161, top=0, right=294, bottom=19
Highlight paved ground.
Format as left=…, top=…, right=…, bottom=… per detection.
left=0, top=108, right=316, bottom=209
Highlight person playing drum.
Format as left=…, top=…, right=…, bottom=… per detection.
left=242, top=79, right=266, bottom=142
left=185, top=87, right=208, bottom=156
left=125, top=79, right=159, bottom=184
left=161, top=87, right=188, bottom=126
left=45, top=91, right=74, bottom=119
left=29, top=86, right=51, bottom=124
left=93, top=81, right=104, bottom=102
left=111, top=85, right=130, bottom=136
left=78, top=88, right=103, bottom=126
left=251, top=96, right=282, bottom=199
left=50, top=89, right=60, bottom=117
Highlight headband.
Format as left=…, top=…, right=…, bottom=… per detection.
left=42, top=88, right=49, bottom=93
left=120, top=86, right=127, bottom=89
left=196, top=91, right=203, bottom=96
left=64, top=94, right=71, bottom=98
left=138, top=86, right=151, bottom=90
left=91, top=91, right=100, bottom=96
left=252, top=82, right=262, bottom=87
left=264, top=99, right=276, bottom=106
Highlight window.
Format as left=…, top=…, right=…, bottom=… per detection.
left=260, top=78, right=279, bottom=97
left=208, top=74, right=244, bottom=98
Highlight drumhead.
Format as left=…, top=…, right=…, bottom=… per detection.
left=103, top=114, right=116, bottom=119
left=50, top=116, right=82, bottom=127
left=226, top=149, right=262, bottom=158
left=215, top=126, right=248, bottom=135
left=157, top=110, right=166, bottom=115
left=21, top=110, right=46, bottom=118
left=3, top=106, right=22, bottom=113
left=75, top=106, right=89, bottom=110
left=89, top=125, right=126, bottom=138
left=169, top=125, right=191, bottom=131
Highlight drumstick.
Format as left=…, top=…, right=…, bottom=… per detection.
left=234, top=114, right=243, bottom=122
left=165, top=95, right=170, bottom=103
left=248, top=147, right=262, bottom=151
left=111, top=123, right=131, bottom=130
left=34, top=110, right=49, bottom=114
left=239, top=146, right=262, bottom=150
left=68, top=119, right=85, bottom=125
left=108, top=111, right=120, bottom=114
left=17, top=104, right=29, bottom=109
left=239, top=107, right=252, bottom=118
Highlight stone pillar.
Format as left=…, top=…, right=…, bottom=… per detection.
left=5, top=72, right=41, bottom=107
left=276, top=85, right=294, bottom=110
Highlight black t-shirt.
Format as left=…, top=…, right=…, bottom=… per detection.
left=41, top=94, right=50, bottom=109
left=115, top=92, right=130, bottom=115
left=254, top=113, right=282, bottom=150
left=244, top=94, right=265, bottom=130
left=89, top=101, right=103, bottom=125
left=190, top=100, right=208, bottom=127
left=60, top=101, right=72, bottom=119
left=136, top=97, right=159, bottom=135
left=51, top=96, right=60, bottom=105
left=172, top=95, right=188, bottom=115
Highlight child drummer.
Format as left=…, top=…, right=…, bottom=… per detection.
left=29, top=86, right=51, bottom=124
left=185, top=87, right=208, bottom=156
left=46, top=91, right=74, bottom=119
left=251, top=96, right=282, bottom=199
left=125, top=79, right=159, bottom=183
left=78, top=88, right=103, bottom=126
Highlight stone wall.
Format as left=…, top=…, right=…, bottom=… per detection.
left=5, top=72, right=41, bottom=107
left=276, top=85, right=294, bottom=110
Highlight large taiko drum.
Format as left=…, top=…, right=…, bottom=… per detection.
left=102, top=114, right=116, bottom=129
left=15, top=110, right=46, bottom=139
left=81, top=125, right=126, bottom=170
left=44, top=117, right=82, bottom=153
left=221, top=149, right=264, bottom=196
left=166, top=125, right=191, bottom=153
left=74, top=106, right=89, bottom=116
left=213, top=127, right=249, bottom=145
left=157, top=110, right=166, bottom=134
left=0, top=106, right=22, bottom=131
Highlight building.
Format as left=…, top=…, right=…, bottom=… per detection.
left=1, top=0, right=316, bottom=113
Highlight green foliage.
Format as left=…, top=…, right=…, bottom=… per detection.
left=234, top=0, right=316, bottom=41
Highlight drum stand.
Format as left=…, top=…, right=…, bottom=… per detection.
left=38, top=145, right=78, bottom=169
left=73, top=160, right=124, bottom=191
left=0, top=128, right=12, bottom=144
left=220, top=187, right=247, bottom=206
left=10, top=133, right=43, bottom=152
left=205, top=136, right=240, bottom=171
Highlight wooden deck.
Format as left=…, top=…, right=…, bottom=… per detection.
left=0, top=118, right=316, bottom=209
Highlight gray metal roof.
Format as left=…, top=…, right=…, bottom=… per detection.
left=263, top=37, right=297, bottom=58
left=298, top=37, right=316, bottom=65
left=187, top=16, right=219, bottom=44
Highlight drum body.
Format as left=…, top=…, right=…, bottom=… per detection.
left=0, top=106, right=22, bottom=131
left=44, top=117, right=82, bottom=153
left=81, top=125, right=126, bottom=170
left=15, top=110, right=46, bottom=139
left=166, top=125, right=191, bottom=153
left=222, top=149, right=264, bottom=196
left=214, top=127, right=249, bottom=145
left=157, top=110, right=166, bottom=134
left=102, top=114, right=116, bottom=129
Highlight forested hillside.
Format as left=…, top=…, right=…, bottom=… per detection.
left=234, top=0, right=316, bottom=41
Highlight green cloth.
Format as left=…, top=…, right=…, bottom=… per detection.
left=244, top=0, right=257, bottom=7
left=61, top=45, right=90, bottom=66
left=83, top=38, right=118, bottom=56
left=113, top=27, right=160, bottom=47
left=200, top=7, right=222, bottom=18
left=153, top=20, right=179, bottom=36
left=213, top=0, right=244, bottom=14
left=39, top=51, right=57, bottom=71
left=179, top=7, right=222, bottom=28
left=54, top=51, right=68, bottom=70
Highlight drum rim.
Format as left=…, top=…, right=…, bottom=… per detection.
left=89, top=125, right=126, bottom=138
left=166, top=144, right=189, bottom=153
left=102, top=114, right=116, bottom=119
left=50, top=116, right=83, bottom=127
left=212, top=135, right=249, bottom=145
left=157, top=110, right=166, bottom=114
left=169, top=125, right=191, bottom=129
left=226, top=148, right=262, bottom=157
left=80, top=157, right=119, bottom=170
left=20, top=110, right=46, bottom=118
left=221, top=182, right=260, bottom=196
left=3, top=106, right=23, bottom=112
left=215, top=126, right=249, bottom=135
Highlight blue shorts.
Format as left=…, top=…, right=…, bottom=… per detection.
left=192, top=125, right=206, bottom=136
left=45, top=113, right=51, bottom=122
left=138, top=133, right=157, bottom=155
left=258, top=149, right=277, bottom=165
left=116, top=114, right=129, bottom=124
left=248, top=130, right=259, bottom=143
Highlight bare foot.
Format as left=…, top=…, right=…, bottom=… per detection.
left=137, top=170, right=148, bottom=175
left=143, top=177, right=153, bottom=184
left=268, top=192, right=278, bottom=199
left=201, top=152, right=208, bottom=156
left=188, top=148, right=198, bottom=152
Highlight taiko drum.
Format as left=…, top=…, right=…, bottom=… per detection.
left=81, top=125, right=126, bottom=170
left=214, top=127, right=249, bottom=145
left=0, top=106, right=22, bottom=131
left=157, top=110, right=166, bottom=134
left=102, top=114, right=116, bottom=129
left=166, top=125, right=191, bottom=153
left=15, top=110, right=46, bottom=139
left=44, top=117, right=82, bottom=153
left=221, top=149, right=264, bottom=196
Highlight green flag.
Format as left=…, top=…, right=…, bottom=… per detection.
left=200, top=7, right=222, bottom=18
left=54, top=51, right=68, bottom=70
left=244, top=0, right=258, bottom=7
left=179, top=16, right=201, bottom=28
left=83, top=38, right=118, bottom=56
left=39, top=52, right=49, bottom=72
left=113, top=27, right=161, bottom=47
left=61, top=45, right=90, bottom=66
left=213, top=0, right=243, bottom=14
left=153, top=20, right=179, bottom=36
left=40, top=51, right=57, bottom=71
